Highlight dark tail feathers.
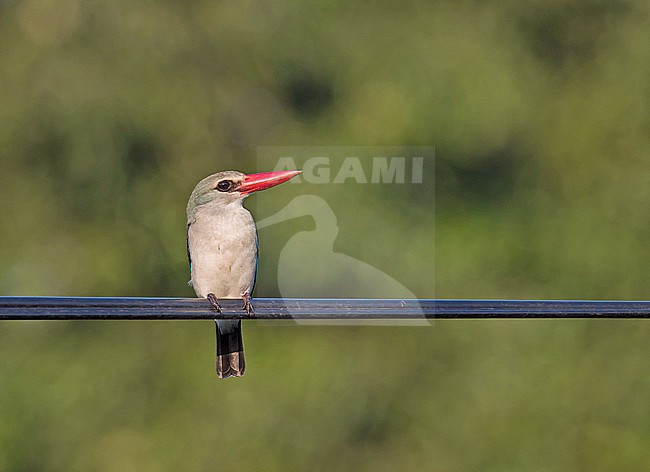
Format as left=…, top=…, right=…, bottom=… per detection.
left=216, top=320, right=245, bottom=378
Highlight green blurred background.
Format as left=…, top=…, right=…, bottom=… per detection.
left=2, top=0, right=650, bottom=470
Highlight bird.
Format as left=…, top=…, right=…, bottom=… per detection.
left=186, top=169, right=301, bottom=378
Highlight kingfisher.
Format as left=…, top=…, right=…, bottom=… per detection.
left=186, top=169, right=301, bottom=378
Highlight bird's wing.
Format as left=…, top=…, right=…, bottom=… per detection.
left=186, top=223, right=193, bottom=286
left=249, top=232, right=259, bottom=295
left=186, top=223, right=192, bottom=269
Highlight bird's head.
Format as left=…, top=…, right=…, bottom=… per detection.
left=187, top=169, right=301, bottom=217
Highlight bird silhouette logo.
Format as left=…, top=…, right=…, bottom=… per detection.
left=257, top=195, right=428, bottom=326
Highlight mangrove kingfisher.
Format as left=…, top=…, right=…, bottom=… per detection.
left=186, top=169, right=301, bottom=378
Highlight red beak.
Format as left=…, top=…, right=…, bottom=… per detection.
left=238, top=170, right=301, bottom=194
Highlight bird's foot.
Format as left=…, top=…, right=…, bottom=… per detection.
left=242, top=293, right=254, bottom=316
left=207, top=293, right=222, bottom=314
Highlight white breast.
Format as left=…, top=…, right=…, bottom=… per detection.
left=188, top=204, right=258, bottom=299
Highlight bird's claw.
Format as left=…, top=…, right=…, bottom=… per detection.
left=207, top=293, right=222, bottom=314
left=208, top=293, right=253, bottom=316
left=242, top=293, right=254, bottom=316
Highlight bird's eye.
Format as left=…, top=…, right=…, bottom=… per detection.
left=216, top=180, right=234, bottom=192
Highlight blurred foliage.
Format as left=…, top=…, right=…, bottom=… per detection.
left=1, top=0, right=650, bottom=470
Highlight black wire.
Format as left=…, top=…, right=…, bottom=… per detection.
left=1, top=297, right=650, bottom=320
